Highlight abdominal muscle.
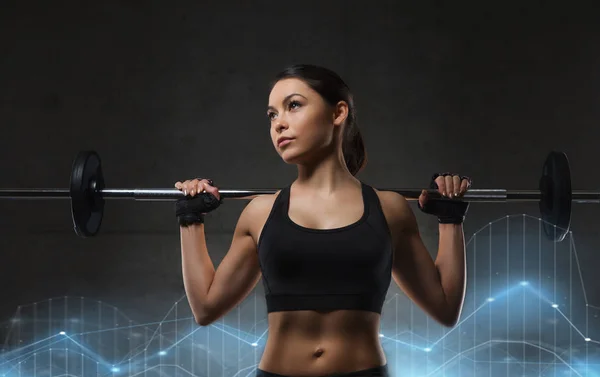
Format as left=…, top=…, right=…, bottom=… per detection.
left=257, top=309, right=386, bottom=376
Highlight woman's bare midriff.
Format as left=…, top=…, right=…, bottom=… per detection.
left=257, top=310, right=387, bottom=376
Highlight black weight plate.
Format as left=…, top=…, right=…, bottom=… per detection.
left=539, top=151, right=571, bottom=242
left=70, top=151, right=105, bottom=237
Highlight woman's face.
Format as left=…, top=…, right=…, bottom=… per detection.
left=267, top=78, right=347, bottom=165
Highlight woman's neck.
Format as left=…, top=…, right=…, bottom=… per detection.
left=295, top=153, right=357, bottom=195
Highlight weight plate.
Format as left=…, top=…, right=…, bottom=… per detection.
left=70, top=151, right=105, bottom=237
left=539, top=151, right=572, bottom=242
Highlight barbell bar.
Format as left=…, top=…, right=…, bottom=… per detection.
left=0, top=150, right=593, bottom=241
left=2, top=188, right=589, bottom=201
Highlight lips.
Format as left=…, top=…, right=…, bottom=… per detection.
left=277, top=137, right=294, bottom=147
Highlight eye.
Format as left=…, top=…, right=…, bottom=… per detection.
left=288, top=100, right=301, bottom=110
left=267, top=111, right=276, bottom=121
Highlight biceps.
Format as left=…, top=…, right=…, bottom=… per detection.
left=391, top=232, right=446, bottom=314
left=206, top=232, right=262, bottom=318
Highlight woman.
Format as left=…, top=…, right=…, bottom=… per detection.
left=174, top=64, right=471, bottom=377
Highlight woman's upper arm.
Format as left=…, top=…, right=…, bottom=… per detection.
left=201, top=196, right=271, bottom=324
left=377, top=190, right=450, bottom=325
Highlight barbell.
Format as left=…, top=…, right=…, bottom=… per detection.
left=0, top=150, right=594, bottom=241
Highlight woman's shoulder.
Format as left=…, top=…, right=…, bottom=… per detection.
left=368, top=184, right=404, bottom=201
left=243, top=190, right=283, bottom=216
left=240, top=191, right=283, bottom=242
left=370, top=186, right=414, bottom=226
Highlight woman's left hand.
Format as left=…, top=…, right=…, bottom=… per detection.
left=419, top=174, right=472, bottom=209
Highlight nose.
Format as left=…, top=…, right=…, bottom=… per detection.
left=275, top=119, right=288, bottom=134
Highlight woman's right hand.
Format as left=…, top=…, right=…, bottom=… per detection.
left=174, top=178, right=221, bottom=201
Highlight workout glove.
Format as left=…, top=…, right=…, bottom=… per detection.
left=175, top=189, right=223, bottom=227
left=418, top=173, right=471, bottom=224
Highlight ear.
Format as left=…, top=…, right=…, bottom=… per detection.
left=332, top=101, right=349, bottom=127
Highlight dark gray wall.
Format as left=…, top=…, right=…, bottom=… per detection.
left=1, top=1, right=599, bottom=376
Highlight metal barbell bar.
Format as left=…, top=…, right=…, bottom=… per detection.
left=0, top=188, right=598, bottom=203
left=0, top=150, right=590, bottom=241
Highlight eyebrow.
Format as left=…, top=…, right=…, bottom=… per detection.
left=267, top=93, right=307, bottom=112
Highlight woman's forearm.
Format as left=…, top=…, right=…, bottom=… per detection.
left=180, top=224, right=216, bottom=322
left=434, top=223, right=467, bottom=324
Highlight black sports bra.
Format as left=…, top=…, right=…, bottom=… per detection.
left=257, top=182, right=393, bottom=314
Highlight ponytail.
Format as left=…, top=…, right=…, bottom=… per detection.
left=342, top=120, right=367, bottom=176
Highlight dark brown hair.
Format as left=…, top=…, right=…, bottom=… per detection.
left=271, top=64, right=367, bottom=176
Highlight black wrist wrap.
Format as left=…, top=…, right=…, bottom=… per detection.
left=175, top=193, right=223, bottom=227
